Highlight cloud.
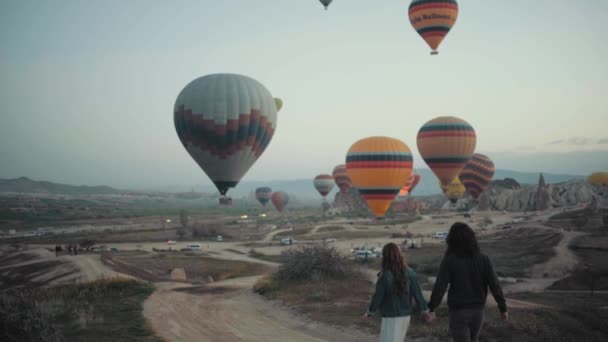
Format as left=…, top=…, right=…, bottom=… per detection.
left=546, top=137, right=600, bottom=146
left=547, top=139, right=564, bottom=145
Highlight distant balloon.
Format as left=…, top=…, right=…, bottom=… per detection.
left=460, top=154, right=495, bottom=199
left=255, top=187, right=272, bottom=207
left=274, top=98, right=283, bottom=112
left=440, top=177, right=466, bottom=204
left=588, top=172, right=608, bottom=186
left=332, top=164, right=352, bottom=194
left=346, top=136, right=413, bottom=218
left=271, top=191, right=289, bottom=212
left=409, top=0, right=459, bottom=55
left=314, top=174, right=335, bottom=198
left=319, top=0, right=333, bottom=10
left=174, top=74, right=278, bottom=197
left=399, top=172, right=421, bottom=197
left=417, top=116, right=476, bottom=186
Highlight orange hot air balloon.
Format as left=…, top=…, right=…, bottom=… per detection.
left=417, top=116, right=476, bottom=186
left=332, top=164, right=352, bottom=194
left=399, top=172, right=421, bottom=197
left=271, top=192, right=289, bottom=212
left=346, top=137, right=413, bottom=218
left=459, top=153, right=495, bottom=199
left=408, top=0, right=459, bottom=55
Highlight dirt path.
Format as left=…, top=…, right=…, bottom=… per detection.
left=309, top=224, right=354, bottom=235
left=530, top=230, right=584, bottom=278
left=262, top=228, right=293, bottom=242
left=144, top=277, right=375, bottom=342
left=70, top=254, right=133, bottom=282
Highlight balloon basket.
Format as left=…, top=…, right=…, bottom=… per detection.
left=431, top=51, right=438, bottom=55
left=219, top=196, right=233, bottom=206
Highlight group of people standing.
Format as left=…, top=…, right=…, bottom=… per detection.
left=366, top=222, right=508, bottom=342
left=54, top=244, right=78, bottom=257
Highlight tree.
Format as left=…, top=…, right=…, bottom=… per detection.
left=180, top=210, right=189, bottom=229
left=79, top=239, right=95, bottom=250
left=176, top=228, right=186, bottom=240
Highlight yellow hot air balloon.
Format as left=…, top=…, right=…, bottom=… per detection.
left=440, top=177, right=466, bottom=204
left=417, top=116, right=476, bottom=186
left=409, top=0, right=459, bottom=55
left=588, top=172, right=608, bottom=186
left=346, top=137, right=413, bottom=218
left=274, top=98, right=283, bottom=112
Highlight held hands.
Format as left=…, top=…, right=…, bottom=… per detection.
left=423, top=311, right=436, bottom=323
left=501, top=311, right=509, bottom=321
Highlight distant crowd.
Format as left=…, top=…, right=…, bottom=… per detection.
left=54, top=244, right=78, bottom=256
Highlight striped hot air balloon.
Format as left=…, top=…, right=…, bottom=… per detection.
left=255, top=187, right=272, bottom=206
left=314, top=174, right=335, bottom=198
left=319, top=0, right=333, bottom=10
left=459, top=154, right=495, bottom=199
left=417, top=116, right=476, bottom=186
left=399, top=172, right=421, bottom=197
left=346, top=137, right=413, bottom=218
left=174, top=74, right=278, bottom=197
left=271, top=191, right=289, bottom=212
left=440, top=177, right=466, bottom=204
left=332, top=164, right=352, bottom=194
left=409, top=0, right=459, bottom=55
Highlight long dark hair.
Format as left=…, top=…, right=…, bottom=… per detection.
left=446, top=222, right=480, bottom=257
left=381, top=243, right=408, bottom=295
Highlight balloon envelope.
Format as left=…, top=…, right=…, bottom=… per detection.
left=409, top=0, right=459, bottom=54
left=271, top=192, right=289, bottom=212
left=417, top=116, right=476, bottom=186
left=174, top=74, right=278, bottom=196
left=314, top=174, right=335, bottom=198
left=588, top=172, right=608, bottom=186
left=320, top=0, right=333, bottom=10
left=399, top=172, right=421, bottom=197
left=274, top=98, right=283, bottom=112
left=255, top=187, right=272, bottom=206
left=346, top=136, right=413, bottom=218
left=440, top=177, right=466, bottom=204
left=460, top=154, right=495, bottom=199
left=332, top=164, right=352, bottom=194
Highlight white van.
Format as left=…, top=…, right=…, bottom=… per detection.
left=216, top=235, right=223, bottom=242
left=187, top=244, right=201, bottom=250
left=432, top=231, right=448, bottom=239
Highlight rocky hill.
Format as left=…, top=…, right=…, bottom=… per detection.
left=0, top=177, right=119, bottom=194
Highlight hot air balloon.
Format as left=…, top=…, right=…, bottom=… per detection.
left=409, top=0, right=459, bottom=55
left=417, top=116, right=476, bottom=186
left=440, top=177, right=466, bottom=204
left=271, top=191, right=289, bottom=212
left=399, top=172, right=421, bottom=197
left=460, top=154, right=495, bottom=199
left=274, top=98, right=283, bottom=112
left=346, top=137, right=413, bottom=218
left=332, top=164, right=352, bottom=194
left=314, top=174, right=335, bottom=199
left=588, top=172, right=608, bottom=186
left=319, top=0, right=333, bottom=10
left=255, top=187, right=272, bottom=207
left=174, top=74, right=278, bottom=203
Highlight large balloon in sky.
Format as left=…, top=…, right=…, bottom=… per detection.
left=399, top=172, right=421, bottom=197
left=588, top=172, right=608, bottom=186
left=274, top=98, right=283, bottom=112
left=255, top=187, right=272, bottom=207
left=417, top=116, right=476, bottom=186
left=174, top=74, right=278, bottom=196
left=271, top=191, right=289, bottom=212
left=346, top=137, right=413, bottom=218
left=332, top=164, right=352, bottom=194
left=319, top=0, right=333, bottom=10
left=459, top=154, right=495, bottom=199
left=440, top=177, right=466, bottom=204
left=314, top=174, right=335, bottom=198
left=409, top=0, right=459, bottom=55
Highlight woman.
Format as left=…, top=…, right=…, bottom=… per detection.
left=365, top=242, right=430, bottom=341
left=428, top=222, right=509, bottom=342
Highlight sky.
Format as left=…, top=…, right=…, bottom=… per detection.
left=1, top=0, right=607, bottom=189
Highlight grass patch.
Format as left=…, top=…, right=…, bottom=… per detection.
left=0, top=278, right=159, bottom=342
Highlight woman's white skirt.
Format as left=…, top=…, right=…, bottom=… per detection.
left=380, top=315, right=411, bottom=342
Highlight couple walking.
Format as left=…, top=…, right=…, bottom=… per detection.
left=366, top=222, right=508, bottom=342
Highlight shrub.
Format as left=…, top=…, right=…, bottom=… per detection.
left=273, top=245, right=355, bottom=282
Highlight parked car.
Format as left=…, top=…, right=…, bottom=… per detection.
left=280, top=238, right=294, bottom=246
left=432, top=231, right=448, bottom=239
left=187, top=243, right=201, bottom=250
left=355, top=250, right=378, bottom=260
left=167, top=240, right=177, bottom=245
left=216, top=235, right=223, bottom=242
